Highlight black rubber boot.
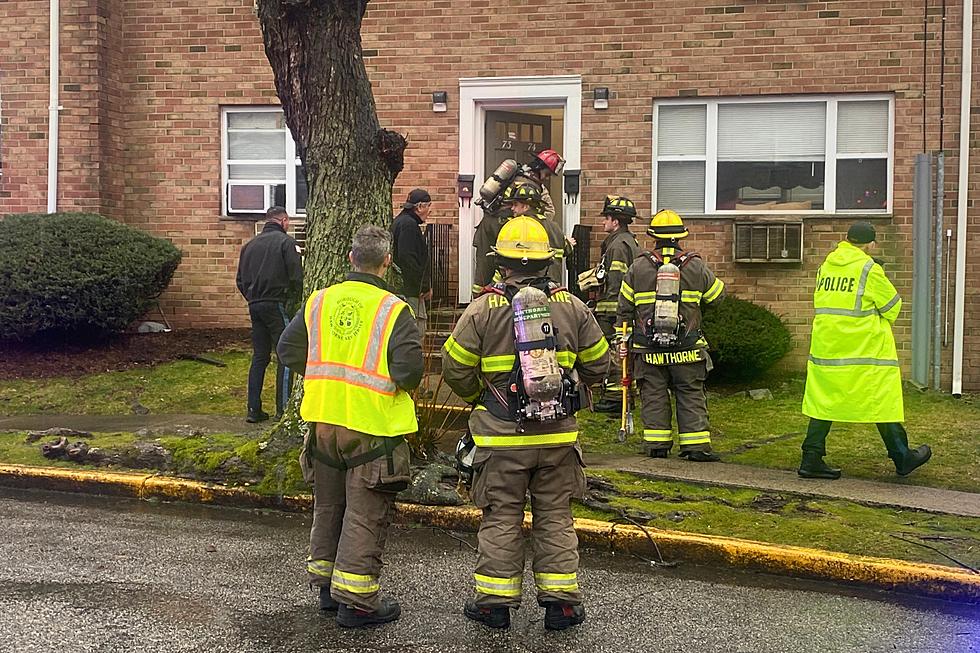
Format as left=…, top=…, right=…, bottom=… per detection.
left=592, top=397, right=622, bottom=414
left=642, top=443, right=670, bottom=458
left=543, top=603, right=586, bottom=631
left=895, top=445, right=932, bottom=476
left=336, top=598, right=401, bottom=628
left=318, top=586, right=339, bottom=612
left=798, top=452, right=842, bottom=479
left=679, top=449, right=720, bottom=462
left=464, top=599, right=511, bottom=629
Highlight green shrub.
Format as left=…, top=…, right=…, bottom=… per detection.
left=702, top=296, right=792, bottom=382
left=0, top=212, right=181, bottom=341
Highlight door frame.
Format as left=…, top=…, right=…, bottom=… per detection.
left=457, top=75, right=583, bottom=303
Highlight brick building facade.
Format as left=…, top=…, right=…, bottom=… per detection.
left=1, top=0, right=977, bottom=390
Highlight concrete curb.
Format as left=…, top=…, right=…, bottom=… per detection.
left=2, top=463, right=978, bottom=604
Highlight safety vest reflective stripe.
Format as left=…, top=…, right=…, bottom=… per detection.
left=853, top=259, right=874, bottom=310
left=595, top=300, right=618, bottom=313
left=534, top=572, right=579, bottom=592
left=307, top=558, right=334, bottom=577
left=364, top=294, right=402, bottom=370
left=444, top=335, right=480, bottom=367
left=681, top=290, right=703, bottom=303
left=472, top=430, right=578, bottom=447
left=305, top=362, right=397, bottom=395
left=678, top=430, right=711, bottom=444
left=608, top=260, right=629, bottom=273
left=331, top=569, right=380, bottom=594
left=814, top=306, right=878, bottom=317
left=307, top=290, right=327, bottom=361
left=643, top=429, right=673, bottom=443
left=579, top=338, right=609, bottom=363
left=474, top=573, right=522, bottom=597
left=808, top=355, right=899, bottom=367
left=704, top=278, right=725, bottom=302
left=620, top=281, right=635, bottom=303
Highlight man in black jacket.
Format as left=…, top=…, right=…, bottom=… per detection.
left=390, top=188, right=431, bottom=334
left=236, top=206, right=303, bottom=423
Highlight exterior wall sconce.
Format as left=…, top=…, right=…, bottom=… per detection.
left=432, top=91, right=448, bottom=113
left=593, top=87, right=609, bottom=110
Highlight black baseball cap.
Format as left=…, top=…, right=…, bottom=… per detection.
left=847, top=222, right=876, bottom=244
left=402, top=188, right=431, bottom=209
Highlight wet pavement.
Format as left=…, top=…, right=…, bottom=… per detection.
left=0, top=487, right=978, bottom=653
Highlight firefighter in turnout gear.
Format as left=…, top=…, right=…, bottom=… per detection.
left=618, top=209, right=726, bottom=461
left=592, top=195, right=641, bottom=414
left=442, top=216, right=611, bottom=631
left=799, top=222, right=932, bottom=479
left=277, top=226, right=424, bottom=629
left=471, top=149, right=565, bottom=294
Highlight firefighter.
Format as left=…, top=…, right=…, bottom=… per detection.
left=591, top=195, right=641, bottom=414
left=471, top=148, right=566, bottom=294
left=442, top=216, right=611, bottom=631
left=618, top=209, right=726, bottom=461
left=276, top=225, right=424, bottom=628
left=503, top=183, right=570, bottom=284
left=799, top=221, right=932, bottom=479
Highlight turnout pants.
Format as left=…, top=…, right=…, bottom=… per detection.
left=635, top=356, right=712, bottom=453
left=802, top=418, right=912, bottom=464
left=247, top=300, right=293, bottom=415
left=304, top=424, right=411, bottom=611
left=470, top=446, right=587, bottom=609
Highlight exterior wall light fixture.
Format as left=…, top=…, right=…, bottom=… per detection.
left=432, top=91, right=448, bottom=113
left=593, top=87, right=609, bottom=110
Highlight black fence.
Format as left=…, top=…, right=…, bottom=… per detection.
left=569, top=224, right=593, bottom=301
left=425, top=222, right=454, bottom=304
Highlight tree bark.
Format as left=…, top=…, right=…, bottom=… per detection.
left=256, top=0, right=406, bottom=291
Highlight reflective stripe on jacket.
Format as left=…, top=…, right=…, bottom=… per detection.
left=301, top=281, right=418, bottom=436
left=595, top=229, right=640, bottom=316
left=802, top=240, right=904, bottom=422
left=442, top=274, right=611, bottom=449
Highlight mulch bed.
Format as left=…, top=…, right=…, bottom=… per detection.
left=0, top=328, right=252, bottom=380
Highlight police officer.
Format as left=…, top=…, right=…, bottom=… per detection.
left=618, top=209, right=726, bottom=461
left=471, top=149, right=566, bottom=294
left=799, top=221, right=932, bottom=479
left=277, top=225, right=423, bottom=628
left=591, top=195, right=641, bottom=414
left=442, top=216, right=611, bottom=631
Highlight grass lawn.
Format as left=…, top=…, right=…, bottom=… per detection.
left=579, top=376, right=980, bottom=493
left=0, top=350, right=267, bottom=417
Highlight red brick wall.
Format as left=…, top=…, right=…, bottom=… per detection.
left=1, top=0, right=978, bottom=389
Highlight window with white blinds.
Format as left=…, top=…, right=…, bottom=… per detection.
left=653, top=95, right=892, bottom=214
left=221, top=107, right=308, bottom=216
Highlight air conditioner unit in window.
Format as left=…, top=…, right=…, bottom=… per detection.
left=255, top=219, right=307, bottom=255
left=733, top=222, right=803, bottom=263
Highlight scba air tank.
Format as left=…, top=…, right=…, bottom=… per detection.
left=652, top=261, right=681, bottom=344
left=511, top=286, right=564, bottom=421
left=478, top=159, right=519, bottom=204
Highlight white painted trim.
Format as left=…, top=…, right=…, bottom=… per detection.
left=457, top=75, right=582, bottom=303
left=824, top=98, right=838, bottom=213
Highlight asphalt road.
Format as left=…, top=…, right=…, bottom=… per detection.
left=0, top=487, right=977, bottom=653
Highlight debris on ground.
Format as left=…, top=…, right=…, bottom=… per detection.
left=26, top=428, right=93, bottom=443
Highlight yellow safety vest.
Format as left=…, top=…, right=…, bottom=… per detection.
left=300, top=281, right=418, bottom=436
left=802, top=241, right=904, bottom=423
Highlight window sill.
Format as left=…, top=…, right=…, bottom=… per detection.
left=681, top=213, right=893, bottom=221
left=220, top=215, right=263, bottom=222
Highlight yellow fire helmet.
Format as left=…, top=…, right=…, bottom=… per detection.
left=647, top=208, right=689, bottom=240
left=490, top=215, right=555, bottom=261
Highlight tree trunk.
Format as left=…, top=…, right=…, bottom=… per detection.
left=255, top=0, right=406, bottom=457
left=256, top=0, right=406, bottom=292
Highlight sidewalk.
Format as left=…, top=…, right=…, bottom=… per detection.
left=2, top=413, right=978, bottom=519
left=587, top=453, right=980, bottom=518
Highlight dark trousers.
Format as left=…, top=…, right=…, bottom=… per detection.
left=247, top=301, right=292, bottom=415
left=803, top=418, right=910, bottom=461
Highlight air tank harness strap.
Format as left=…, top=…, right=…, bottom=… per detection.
left=305, top=432, right=404, bottom=475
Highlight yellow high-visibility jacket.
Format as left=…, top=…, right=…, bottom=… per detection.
left=802, top=241, right=904, bottom=423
